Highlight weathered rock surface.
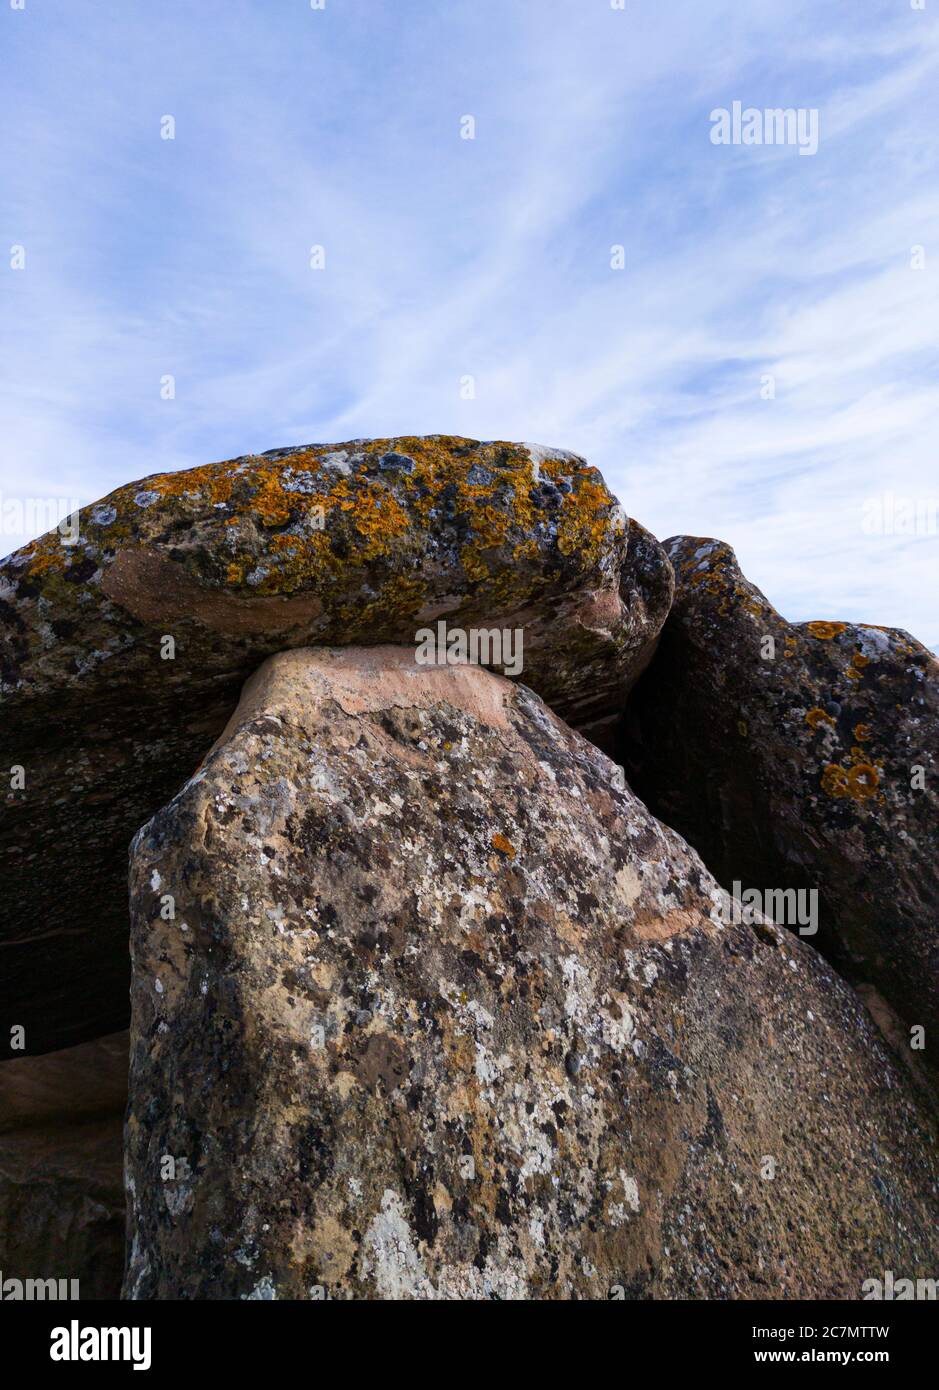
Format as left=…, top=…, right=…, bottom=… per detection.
left=124, top=647, right=939, bottom=1300
left=0, top=1032, right=127, bottom=1300
left=620, top=536, right=939, bottom=1078
left=0, top=438, right=672, bottom=1054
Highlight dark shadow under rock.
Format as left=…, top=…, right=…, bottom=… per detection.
left=0, top=1031, right=127, bottom=1300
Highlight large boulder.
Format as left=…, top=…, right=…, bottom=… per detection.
left=0, top=438, right=672, bottom=1054
left=0, top=1033, right=127, bottom=1300
left=124, top=647, right=939, bottom=1300
left=621, top=536, right=939, bottom=1078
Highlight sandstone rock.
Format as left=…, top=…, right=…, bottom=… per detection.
left=0, top=438, right=672, bottom=1054
left=124, top=647, right=939, bottom=1300
left=0, top=1032, right=127, bottom=1300
left=620, top=537, right=939, bottom=1078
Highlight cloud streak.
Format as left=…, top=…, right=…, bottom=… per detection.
left=1, top=0, right=936, bottom=645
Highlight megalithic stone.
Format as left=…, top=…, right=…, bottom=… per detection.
left=620, top=536, right=939, bottom=1079
left=0, top=438, right=673, bottom=1055
left=124, top=647, right=939, bottom=1300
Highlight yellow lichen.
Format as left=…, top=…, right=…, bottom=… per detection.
left=20, top=438, right=626, bottom=638
left=821, top=764, right=849, bottom=797
left=555, top=476, right=614, bottom=566
left=23, top=541, right=68, bottom=577
left=821, top=761, right=880, bottom=801
left=847, top=763, right=879, bottom=799
left=807, top=621, right=847, bottom=640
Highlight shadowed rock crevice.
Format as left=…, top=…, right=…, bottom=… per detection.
left=0, top=1032, right=127, bottom=1300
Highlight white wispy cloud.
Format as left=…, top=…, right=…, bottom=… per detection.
left=1, top=0, right=936, bottom=644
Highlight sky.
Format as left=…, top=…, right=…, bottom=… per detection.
left=1, top=0, right=937, bottom=645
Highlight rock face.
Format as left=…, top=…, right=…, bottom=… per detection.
left=0, top=1033, right=127, bottom=1300
left=621, top=537, right=939, bottom=1078
left=0, top=438, right=672, bottom=1055
left=124, top=647, right=939, bottom=1300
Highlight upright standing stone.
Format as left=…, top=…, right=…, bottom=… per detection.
left=125, top=647, right=939, bottom=1300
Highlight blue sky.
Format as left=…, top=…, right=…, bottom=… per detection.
left=2, top=0, right=937, bottom=645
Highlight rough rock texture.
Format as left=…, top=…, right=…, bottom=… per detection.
left=0, top=1032, right=127, bottom=1299
left=0, top=438, right=673, bottom=1054
left=124, top=647, right=939, bottom=1300
left=620, top=536, right=939, bottom=1079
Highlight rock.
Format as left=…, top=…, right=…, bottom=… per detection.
left=0, top=438, right=673, bottom=1054
left=0, top=1032, right=127, bottom=1300
left=124, top=646, right=939, bottom=1300
left=620, top=536, right=939, bottom=1078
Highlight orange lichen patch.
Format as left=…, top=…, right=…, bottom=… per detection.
left=821, top=761, right=880, bottom=801
left=22, top=536, right=69, bottom=577
left=847, top=763, right=879, bottom=800
left=737, top=719, right=748, bottom=738
left=807, top=621, right=847, bottom=640
left=539, top=455, right=583, bottom=482
left=463, top=503, right=511, bottom=551
left=246, top=466, right=303, bottom=527
left=851, top=651, right=869, bottom=670
left=848, top=744, right=881, bottom=767
left=555, top=476, right=615, bottom=566
left=854, top=723, right=872, bottom=743
left=460, top=548, right=489, bottom=584
left=141, top=463, right=236, bottom=508
left=821, top=764, right=850, bottom=798
left=358, top=439, right=544, bottom=580
left=491, top=833, right=516, bottom=859
left=333, top=480, right=410, bottom=556
left=805, top=707, right=834, bottom=731
left=255, top=531, right=342, bottom=597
